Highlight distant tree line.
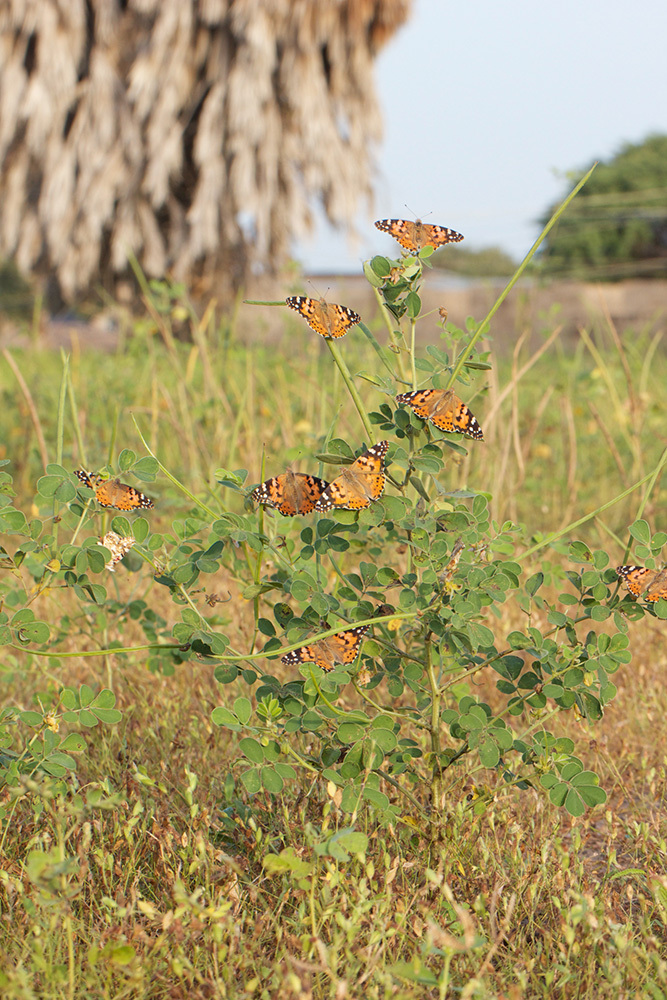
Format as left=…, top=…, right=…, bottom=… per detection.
left=539, top=134, right=667, bottom=280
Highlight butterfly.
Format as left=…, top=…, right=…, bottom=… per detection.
left=616, top=565, right=667, bottom=602
left=285, top=296, right=361, bottom=339
left=374, top=218, right=464, bottom=254
left=74, top=470, right=154, bottom=510
left=314, top=441, right=388, bottom=511
left=250, top=470, right=329, bottom=517
left=281, top=624, right=370, bottom=671
left=98, top=530, right=135, bottom=571
left=396, top=388, right=484, bottom=440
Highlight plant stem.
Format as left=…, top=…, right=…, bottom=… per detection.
left=521, top=446, right=667, bottom=561
left=325, top=339, right=374, bottom=441
left=409, top=317, right=417, bottom=390
left=425, top=633, right=443, bottom=835
left=446, top=162, right=597, bottom=390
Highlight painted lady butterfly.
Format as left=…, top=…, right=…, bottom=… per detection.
left=396, top=388, right=483, bottom=440
left=375, top=219, right=464, bottom=254
left=616, top=564, right=667, bottom=602
left=98, top=530, right=135, bottom=571
left=282, top=624, right=370, bottom=671
left=314, top=441, right=388, bottom=511
left=250, top=470, right=329, bottom=517
left=74, top=470, right=154, bottom=511
left=286, top=296, right=361, bottom=339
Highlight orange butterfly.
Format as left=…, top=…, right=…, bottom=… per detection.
left=375, top=218, right=464, bottom=254
left=616, top=565, right=667, bottom=602
left=250, top=471, right=329, bottom=517
left=314, top=442, right=388, bottom=511
left=74, top=470, right=154, bottom=511
left=396, top=388, right=483, bottom=440
left=286, top=296, right=361, bottom=339
left=282, top=624, right=370, bottom=671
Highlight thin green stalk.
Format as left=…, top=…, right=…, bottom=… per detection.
left=133, top=417, right=219, bottom=518
left=324, top=339, right=374, bottom=441
left=425, top=634, right=443, bottom=830
left=16, top=613, right=418, bottom=664
left=52, top=354, right=70, bottom=546
left=56, top=353, right=69, bottom=466
left=520, top=446, right=667, bottom=561
left=66, top=364, right=86, bottom=469
left=446, top=162, right=597, bottom=391
left=357, top=320, right=400, bottom=380
left=409, top=317, right=417, bottom=390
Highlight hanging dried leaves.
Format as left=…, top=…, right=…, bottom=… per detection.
left=0, top=0, right=411, bottom=303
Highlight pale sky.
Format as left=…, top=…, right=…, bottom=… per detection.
left=296, top=0, right=667, bottom=272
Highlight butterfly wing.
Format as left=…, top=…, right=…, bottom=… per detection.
left=282, top=625, right=370, bottom=671
left=251, top=472, right=328, bottom=516
left=644, top=568, right=667, bottom=602
left=75, top=469, right=101, bottom=489
left=396, top=389, right=484, bottom=440
left=417, top=222, right=464, bottom=250
left=375, top=219, right=463, bottom=253
left=76, top=471, right=154, bottom=510
left=616, top=565, right=658, bottom=597
left=286, top=296, right=360, bottom=339
left=95, top=478, right=154, bottom=511
left=315, top=441, right=388, bottom=511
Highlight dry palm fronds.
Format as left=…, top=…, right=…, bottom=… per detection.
left=0, top=0, right=411, bottom=304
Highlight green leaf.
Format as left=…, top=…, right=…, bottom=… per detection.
left=406, top=291, right=421, bottom=318
left=629, top=519, right=651, bottom=545
left=15, top=621, right=50, bottom=644
left=234, top=697, right=252, bottom=726
left=239, top=738, right=264, bottom=763
left=337, top=722, right=366, bottom=744
left=60, top=689, right=77, bottom=710
left=240, top=768, right=261, bottom=794
left=478, top=740, right=500, bottom=768
left=19, top=711, right=43, bottom=727
left=212, top=707, right=239, bottom=728
left=564, top=789, right=586, bottom=817
left=109, top=944, right=135, bottom=965
left=79, top=685, right=95, bottom=707
left=335, top=830, right=369, bottom=854
left=92, top=708, right=122, bottom=725
left=59, top=734, right=86, bottom=752
left=263, top=847, right=314, bottom=877
left=362, top=787, right=390, bottom=810
left=91, top=690, right=117, bottom=710
left=261, top=766, right=284, bottom=794
left=78, top=710, right=99, bottom=727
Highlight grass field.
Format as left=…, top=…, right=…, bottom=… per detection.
left=0, top=271, right=666, bottom=999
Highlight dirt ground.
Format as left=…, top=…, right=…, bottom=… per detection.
left=1, top=277, right=665, bottom=353
left=307, top=275, right=667, bottom=353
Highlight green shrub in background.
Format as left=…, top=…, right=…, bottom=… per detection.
left=539, top=133, right=667, bottom=279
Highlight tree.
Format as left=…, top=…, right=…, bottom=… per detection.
left=0, top=0, right=411, bottom=306
left=539, top=134, right=667, bottom=279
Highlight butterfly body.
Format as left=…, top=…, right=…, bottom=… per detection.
left=617, top=564, right=667, bottom=602
left=282, top=624, right=370, bottom=671
left=396, top=388, right=483, bottom=440
left=75, top=470, right=154, bottom=510
left=286, top=296, right=361, bottom=339
left=375, top=218, right=464, bottom=254
left=250, top=470, right=329, bottom=516
left=314, top=441, right=388, bottom=511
